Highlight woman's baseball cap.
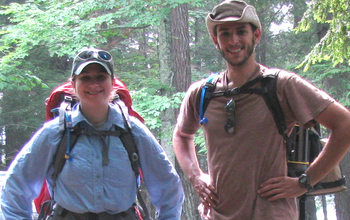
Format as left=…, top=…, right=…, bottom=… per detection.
left=206, top=0, right=261, bottom=37
left=71, top=48, right=114, bottom=77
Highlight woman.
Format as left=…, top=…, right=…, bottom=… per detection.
left=1, top=48, right=184, bottom=220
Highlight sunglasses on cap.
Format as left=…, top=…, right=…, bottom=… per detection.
left=72, top=48, right=114, bottom=76
left=77, top=49, right=112, bottom=61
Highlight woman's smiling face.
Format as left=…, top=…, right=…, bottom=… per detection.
left=72, top=63, right=113, bottom=108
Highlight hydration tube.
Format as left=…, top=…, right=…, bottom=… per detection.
left=199, top=73, right=218, bottom=125
left=64, top=111, right=73, bottom=161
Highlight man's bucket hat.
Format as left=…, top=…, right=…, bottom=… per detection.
left=206, top=0, right=261, bottom=37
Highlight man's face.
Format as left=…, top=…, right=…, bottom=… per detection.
left=213, top=22, right=260, bottom=67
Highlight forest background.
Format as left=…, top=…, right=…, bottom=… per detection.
left=0, top=0, right=350, bottom=219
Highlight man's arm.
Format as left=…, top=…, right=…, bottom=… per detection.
left=258, top=101, right=350, bottom=201
left=172, top=126, right=218, bottom=210
left=306, top=101, right=350, bottom=185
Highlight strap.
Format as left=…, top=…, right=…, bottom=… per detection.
left=51, top=126, right=81, bottom=186
left=260, top=72, right=288, bottom=139
left=137, top=190, right=151, bottom=219
left=299, top=195, right=307, bottom=220
left=199, top=73, right=269, bottom=124
left=58, top=96, right=73, bottom=133
left=312, top=176, right=346, bottom=190
left=113, top=97, right=151, bottom=219
left=199, top=73, right=220, bottom=124
left=212, top=75, right=267, bottom=97
left=73, top=128, right=124, bottom=166
left=198, top=70, right=287, bottom=138
left=113, top=100, right=140, bottom=177
left=113, top=94, right=132, bottom=129
left=37, top=199, right=55, bottom=220
left=51, top=95, right=151, bottom=219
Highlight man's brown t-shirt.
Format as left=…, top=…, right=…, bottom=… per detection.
left=176, top=65, right=333, bottom=219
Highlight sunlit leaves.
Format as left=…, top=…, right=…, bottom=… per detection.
left=0, top=0, right=205, bottom=90
left=295, top=0, right=350, bottom=70
left=131, top=88, right=184, bottom=130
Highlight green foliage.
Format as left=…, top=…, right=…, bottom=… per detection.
left=0, top=0, right=180, bottom=90
left=299, top=62, right=350, bottom=108
left=194, top=127, right=206, bottom=154
left=296, top=0, right=350, bottom=70
left=131, top=89, right=184, bottom=130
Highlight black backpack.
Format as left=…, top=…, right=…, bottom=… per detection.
left=198, top=69, right=346, bottom=194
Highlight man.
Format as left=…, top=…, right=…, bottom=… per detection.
left=172, top=0, right=350, bottom=219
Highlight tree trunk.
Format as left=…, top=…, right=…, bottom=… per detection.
left=171, top=4, right=191, bottom=92
left=335, top=151, right=350, bottom=220
left=158, top=6, right=175, bottom=163
left=158, top=3, right=199, bottom=219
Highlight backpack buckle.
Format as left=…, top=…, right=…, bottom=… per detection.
left=132, top=153, right=139, bottom=162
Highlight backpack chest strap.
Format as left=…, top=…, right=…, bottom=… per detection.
left=72, top=127, right=125, bottom=166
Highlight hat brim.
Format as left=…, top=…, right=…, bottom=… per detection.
left=72, top=60, right=113, bottom=76
left=206, top=5, right=261, bottom=37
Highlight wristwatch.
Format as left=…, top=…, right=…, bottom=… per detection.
left=298, top=173, right=313, bottom=192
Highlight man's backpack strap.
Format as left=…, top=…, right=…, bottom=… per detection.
left=198, top=70, right=287, bottom=134
left=260, top=70, right=295, bottom=168
left=199, top=72, right=270, bottom=125
left=199, top=73, right=220, bottom=125
left=212, top=76, right=267, bottom=97
left=260, top=70, right=288, bottom=140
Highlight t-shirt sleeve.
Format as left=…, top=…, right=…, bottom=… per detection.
left=175, top=80, right=204, bottom=135
left=277, top=71, right=334, bottom=128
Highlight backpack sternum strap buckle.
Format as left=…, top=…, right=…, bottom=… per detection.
left=64, top=95, right=73, bottom=103
left=132, top=152, right=139, bottom=162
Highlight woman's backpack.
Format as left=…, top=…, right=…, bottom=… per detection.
left=34, top=78, right=149, bottom=219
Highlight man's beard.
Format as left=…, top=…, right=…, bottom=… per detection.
left=219, top=37, right=256, bottom=67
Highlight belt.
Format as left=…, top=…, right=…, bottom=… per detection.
left=52, top=204, right=137, bottom=220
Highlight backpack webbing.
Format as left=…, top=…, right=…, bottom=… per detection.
left=199, top=70, right=286, bottom=136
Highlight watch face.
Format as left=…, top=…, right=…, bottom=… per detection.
left=299, top=174, right=309, bottom=186
left=299, top=176, right=306, bottom=184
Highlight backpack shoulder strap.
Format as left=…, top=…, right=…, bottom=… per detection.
left=51, top=125, right=80, bottom=188
left=52, top=95, right=141, bottom=179
left=113, top=98, right=141, bottom=177
left=57, top=96, right=74, bottom=133
left=199, top=73, right=220, bottom=125
left=260, top=69, right=288, bottom=141
left=113, top=98, right=151, bottom=219
left=51, top=100, right=151, bottom=218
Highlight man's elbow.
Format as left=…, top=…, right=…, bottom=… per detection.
left=173, top=125, right=194, bottom=140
